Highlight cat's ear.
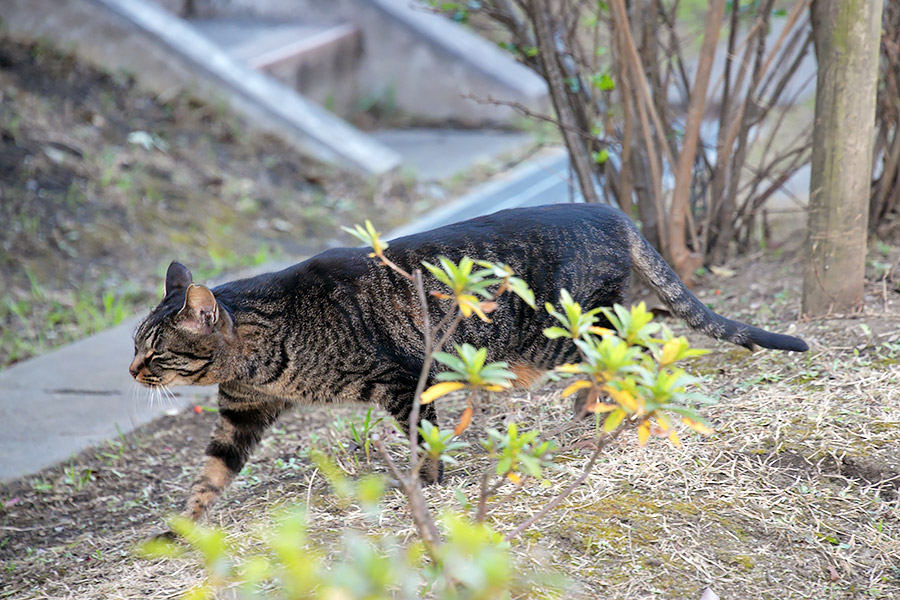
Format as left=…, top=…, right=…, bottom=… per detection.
left=165, top=262, right=193, bottom=296
left=179, top=284, right=219, bottom=334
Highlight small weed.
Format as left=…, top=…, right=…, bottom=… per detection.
left=96, top=437, right=125, bottom=466
left=62, top=465, right=95, bottom=491
left=273, top=457, right=302, bottom=471
left=349, top=407, right=384, bottom=464
left=30, top=478, right=53, bottom=493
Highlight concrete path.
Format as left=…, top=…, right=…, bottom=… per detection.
left=0, top=149, right=579, bottom=483
left=370, top=128, right=533, bottom=181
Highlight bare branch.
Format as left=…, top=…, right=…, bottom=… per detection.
left=667, top=0, right=725, bottom=280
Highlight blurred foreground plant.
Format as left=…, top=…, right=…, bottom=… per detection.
left=143, top=460, right=564, bottom=599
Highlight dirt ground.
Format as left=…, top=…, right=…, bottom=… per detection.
left=1, top=33, right=900, bottom=600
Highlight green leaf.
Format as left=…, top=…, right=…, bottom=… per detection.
left=422, top=260, right=452, bottom=288
left=341, top=221, right=387, bottom=253
left=543, top=326, right=572, bottom=339
left=603, top=408, right=627, bottom=432
left=592, top=149, right=610, bottom=164
left=591, top=72, right=615, bottom=91
left=507, top=277, right=536, bottom=309
left=433, top=351, right=466, bottom=373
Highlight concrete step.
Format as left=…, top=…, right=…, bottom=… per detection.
left=192, top=18, right=363, bottom=115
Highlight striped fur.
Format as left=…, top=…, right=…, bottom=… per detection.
left=131, top=204, right=807, bottom=521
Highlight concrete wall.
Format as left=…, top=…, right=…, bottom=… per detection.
left=0, top=0, right=401, bottom=175
left=183, top=0, right=550, bottom=125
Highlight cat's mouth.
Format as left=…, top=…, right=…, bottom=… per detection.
left=135, top=371, right=203, bottom=388
left=134, top=372, right=177, bottom=388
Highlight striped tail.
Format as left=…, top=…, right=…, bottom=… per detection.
left=626, top=228, right=808, bottom=352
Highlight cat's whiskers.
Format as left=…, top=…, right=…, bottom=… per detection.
left=128, top=380, right=141, bottom=428
left=149, top=385, right=160, bottom=411
left=160, top=384, right=177, bottom=411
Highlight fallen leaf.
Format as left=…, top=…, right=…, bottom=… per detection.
left=709, top=265, right=736, bottom=278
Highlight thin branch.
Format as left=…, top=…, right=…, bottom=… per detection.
left=373, top=435, right=443, bottom=556
left=408, top=269, right=430, bottom=466
left=667, top=0, right=725, bottom=278
left=530, top=0, right=602, bottom=203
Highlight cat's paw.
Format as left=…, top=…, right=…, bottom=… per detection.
left=420, top=457, right=445, bottom=485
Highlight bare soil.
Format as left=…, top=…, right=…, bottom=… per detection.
left=1, top=33, right=900, bottom=600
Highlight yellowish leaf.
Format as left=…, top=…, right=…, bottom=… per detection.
left=483, top=384, right=505, bottom=392
left=555, top=363, right=582, bottom=374
left=453, top=405, right=474, bottom=436
left=588, top=326, right=613, bottom=336
left=602, top=384, right=638, bottom=413
left=637, top=421, right=651, bottom=447
left=709, top=265, right=736, bottom=278
left=562, top=380, right=592, bottom=398
left=682, top=417, right=714, bottom=435
left=458, top=296, right=492, bottom=322
left=420, top=382, right=466, bottom=404
left=507, top=472, right=522, bottom=485
left=660, top=339, right=680, bottom=366
left=668, top=429, right=681, bottom=448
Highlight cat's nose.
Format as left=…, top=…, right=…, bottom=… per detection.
left=128, top=357, right=142, bottom=379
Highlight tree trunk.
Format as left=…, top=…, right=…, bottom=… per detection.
left=802, top=0, right=882, bottom=316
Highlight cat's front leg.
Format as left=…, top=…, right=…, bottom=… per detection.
left=183, top=384, right=289, bottom=522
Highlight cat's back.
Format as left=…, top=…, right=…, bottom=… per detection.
left=389, top=203, right=626, bottom=253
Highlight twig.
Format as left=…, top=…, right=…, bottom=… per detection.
left=408, top=270, right=430, bottom=466
left=476, top=472, right=514, bottom=522
left=373, top=435, right=443, bottom=555
left=461, top=93, right=612, bottom=145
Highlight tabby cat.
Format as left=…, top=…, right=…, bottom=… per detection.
left=130, top=204, right=807, bottom=522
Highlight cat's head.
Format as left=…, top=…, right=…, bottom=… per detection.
left=130, top=262, right=235, bottom=387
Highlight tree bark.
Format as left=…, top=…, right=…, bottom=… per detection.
left=802, top=0, right=882, bottom=316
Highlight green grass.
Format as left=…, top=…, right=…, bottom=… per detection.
left=0, top=278, right=144, bottom=369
